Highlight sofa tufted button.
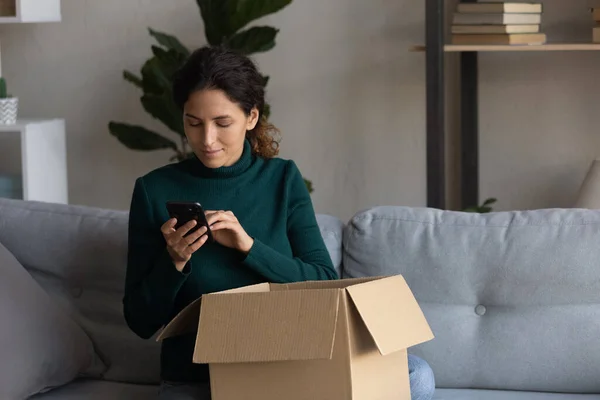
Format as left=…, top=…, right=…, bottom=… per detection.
left=475, top=305, right=486, bottom=316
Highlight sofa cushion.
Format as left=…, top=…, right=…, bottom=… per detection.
left=0, top=240, right=100, bottom=399
left=316, top=214, right=344, bottom=277
left=29, top=379, right=157, bottom=400
left=0, top=199, right=345, bottom=386
left=343, top=206, right=600, bottom=393
left=0, top=198, right=161, bottom=384
left=434, top=389, right=600, bottom=400
left=29, top=385, right=600, bottom=400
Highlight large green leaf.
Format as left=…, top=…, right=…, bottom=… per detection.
left=196, top=0, right=291, bottom=44
left=226, top=26, right=278, bottom=54
left=151, top=46, right=187, bottom=80
left=108, top=122, right=177, bottom=151
left=123, top=70, right=143, bottom=89
left=196, top=0, right=233, bottom=45
left=141, top=57, right=170, bottom=94
left=303, top=178, right=313, bottom=194
left=263, top=103, right=271, bottom=119
left=141, top=92, right=184, bottom=136
left=148, top=28, right=190, bottom=56
left=261, top=75, right=270, bottom=87
left=231, top=0, right=292, bottom=33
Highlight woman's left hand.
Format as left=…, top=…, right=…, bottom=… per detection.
left=205, top=210, right=254, bottom=254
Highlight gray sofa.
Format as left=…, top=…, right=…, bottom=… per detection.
left=1, top=197, right=600, bottom=399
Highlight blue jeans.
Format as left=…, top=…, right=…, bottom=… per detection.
left=158, top=355, right=435, bottom=400
left=409, top=354, right=436, bottom=400
left=158, top=380, right=211, bottom=399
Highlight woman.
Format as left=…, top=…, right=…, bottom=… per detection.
left=123, top=45, right=435, bottom=400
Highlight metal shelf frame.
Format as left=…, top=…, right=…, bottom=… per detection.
left=425, top=0, right=480, bottom=210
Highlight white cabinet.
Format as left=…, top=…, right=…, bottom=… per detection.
left=0, top=119, right=68, bottom=203
left=0, top=3, right=65, bottom=204
left=0, top=0, right=61, bottom=23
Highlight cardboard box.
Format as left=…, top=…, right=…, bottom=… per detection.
left=594, top=27, right=600, bottom=43
left=157, top=275, right=434, bottom=400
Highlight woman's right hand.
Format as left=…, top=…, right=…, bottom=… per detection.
left=161, top=219, right=209, bottom=272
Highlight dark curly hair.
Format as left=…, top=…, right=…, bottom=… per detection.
left=172, top=46, right=280, bottom=159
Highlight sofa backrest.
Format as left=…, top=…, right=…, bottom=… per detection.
left=12, top=196, right=600, bottom=393
left=0, top=198, right=160, bottom=384
left=315, top=214, right=344, bottom=277
left=0, top=198, right=345, bottom=385
left=342, top=206, right=600, bottom=393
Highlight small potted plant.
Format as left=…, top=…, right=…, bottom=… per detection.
left=0, top=77, right=17, bottom=125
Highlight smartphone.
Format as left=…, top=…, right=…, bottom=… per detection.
left=166, top=201, right=213, bottom=242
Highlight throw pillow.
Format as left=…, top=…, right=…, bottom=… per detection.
left=0, top=240, right=97, bottom=399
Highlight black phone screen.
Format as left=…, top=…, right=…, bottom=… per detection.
left=165, top=201, right=213, bottom=241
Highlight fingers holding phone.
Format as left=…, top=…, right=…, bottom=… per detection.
left=161, top=218, right=209, bottom=272
left=204, top=210, right=254, bottom=254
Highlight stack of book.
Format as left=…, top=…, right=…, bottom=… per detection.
left=451, top=2, right=546, bottom=45
left=593, top=8, right=600, bottom=43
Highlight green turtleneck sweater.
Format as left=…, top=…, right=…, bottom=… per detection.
left=123, top=140, right=338, bottom=383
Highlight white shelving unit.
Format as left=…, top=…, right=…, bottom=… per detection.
left=0, top=0, right=61, bottom=23
left=0, top=1, right=65, bottom=203
left=0, top=119, right=68, bottom=203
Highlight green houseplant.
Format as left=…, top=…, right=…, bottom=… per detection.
left=0, top=77, right=18, bottom=125
left=463, top=197, right=497, bottom=213
left=109, top=0, right=314, bottom=192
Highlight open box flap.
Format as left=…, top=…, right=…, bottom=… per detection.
left=213, top=282, right=272, bottom=295
left=156, top=297, right=202, bottom=342
left=272, top=277, right=381, bottom=291
left=346, top=275, right=434, bottom=355
left=156, top=282, right=272, bottom=342
left=193, top=289, right=341, bottom=364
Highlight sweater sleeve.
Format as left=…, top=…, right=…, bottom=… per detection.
left=123, top=177, right=191, bottom=339
left=242, top=161, right=339, bottom=283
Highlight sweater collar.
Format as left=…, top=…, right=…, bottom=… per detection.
left=190, top=139, right=254, bottom=178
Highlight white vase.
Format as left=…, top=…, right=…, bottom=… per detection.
left=574, top=159, right=600, bottom=208
left=0, top=97, right=18, bottom=125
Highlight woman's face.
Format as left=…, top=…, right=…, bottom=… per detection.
left=183, top=89, right=259, bottom=168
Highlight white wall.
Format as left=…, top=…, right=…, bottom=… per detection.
left=0, top=0, right=597, bottom=220
left=0, top=0, right=425, bottom=221
left=476, top=0, right=600, bottom=211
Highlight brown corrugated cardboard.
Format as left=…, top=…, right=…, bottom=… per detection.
left=195, top=289, right=340, bottom=363
left=157, top=275, right=434, bottom=400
